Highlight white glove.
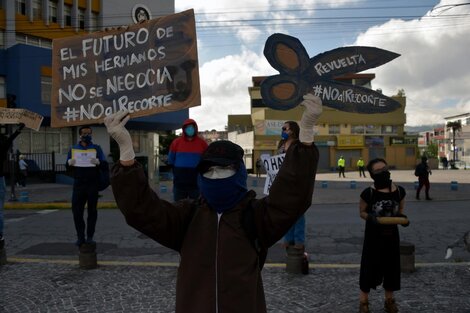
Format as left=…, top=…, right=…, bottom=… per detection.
left=299, top=93, right=323, bottom=143
left=104, top=110, right=135, bottom=161
left=67, top=158, right=76, bottom=166
left=90, top=158, right=100, bottom=165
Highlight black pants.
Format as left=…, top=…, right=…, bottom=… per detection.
left=72, top=180, right=99, bottom=241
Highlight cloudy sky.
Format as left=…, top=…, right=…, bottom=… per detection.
left=174, top=0, right=470, bottom=131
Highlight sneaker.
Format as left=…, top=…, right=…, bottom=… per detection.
left=384, top=298, right=399, bottom=313
left=85, top=238, right=96, bottom=245
left=75, top=238, right=85, bottom=247
left=359, top=300, right=369, bottom=313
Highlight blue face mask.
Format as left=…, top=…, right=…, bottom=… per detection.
left=184, top=125, right=195, bottom=137
left=81, top=135, right=92, bottom=144
left=281, top=131, right=289, bottom=140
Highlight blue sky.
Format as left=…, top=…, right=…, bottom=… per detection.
left=174, top=0, right=470, bottom=131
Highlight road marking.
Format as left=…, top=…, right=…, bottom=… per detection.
left=6, top=257, right=470, bottom=268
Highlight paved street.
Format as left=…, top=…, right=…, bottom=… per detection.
left=1, top=169, right=470, bottom=312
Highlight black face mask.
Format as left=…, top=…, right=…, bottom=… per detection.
left=372, top=170, right=391, bottom=189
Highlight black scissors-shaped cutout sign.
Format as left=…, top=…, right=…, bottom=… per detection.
left=261, top=33, right=401, bottom=113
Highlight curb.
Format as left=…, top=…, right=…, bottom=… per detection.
left=4, top=201, right=118, bottom=210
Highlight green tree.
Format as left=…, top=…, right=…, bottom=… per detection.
left=425, top=142, right=438, bottom=159
left=446, top=121, right=462, bottom=162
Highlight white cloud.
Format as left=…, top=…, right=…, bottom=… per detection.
left=189, top=49, right=275, bottom=131
left=353, top=0, right=470, bottom=126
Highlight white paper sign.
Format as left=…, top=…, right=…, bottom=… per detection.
left=261, top=153, right=285, bottom=195
left=72, top=149, right=96, bottom=167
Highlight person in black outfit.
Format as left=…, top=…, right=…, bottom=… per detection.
left=415, top=156, right=432, bottom=200
left=66, top=126, right=106, bottom=246
left=0, top=123, right=25, bottom=247
left=358, top=158, right=409, bottom=313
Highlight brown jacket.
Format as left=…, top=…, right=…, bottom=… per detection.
left=111, top=141, right=319, bottom=313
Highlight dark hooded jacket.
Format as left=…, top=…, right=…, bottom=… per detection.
left=111, top=140, right=319, bottom=313
left=167, top=119, right=208, bottom=189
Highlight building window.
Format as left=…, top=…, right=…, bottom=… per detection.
left=33, top=0, right=42, bottom=20
left=91, top=12, right=100, bottom=31
left=16, top=0, right=26, bottom=15
left=381, top=125, right=397, bottom=134
left=351, top=125, right=365, bottom=134
left=64, top=4, right=72, bottom=26
left=79, top=9, right=85, bottom=30
left=328, top=124, right=340, bottom=135
left=365, top=124, right=381, bottom=134
left=41, top=76, right=52, bottom=104
left=49, top=0, right=57, bottom=23
left=0, top=76, right=6, bottom=99
left=406, top=147, right=415, bottom=156
left=25, top=127, right=72, bottom=153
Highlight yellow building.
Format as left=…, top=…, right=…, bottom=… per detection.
left=228, top=74, right=418, bottom=173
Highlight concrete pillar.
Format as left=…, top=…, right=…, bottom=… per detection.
left=0, top=239, right=7, bottom=265
left=400, top=241, right=415, bottom=273
left=79, top=242, right=97, bottom=269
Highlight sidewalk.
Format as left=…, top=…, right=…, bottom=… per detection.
left=4, top=169, right=470, bottom=209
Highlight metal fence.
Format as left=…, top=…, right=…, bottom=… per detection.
left=4, top=152, right=56, bottom=183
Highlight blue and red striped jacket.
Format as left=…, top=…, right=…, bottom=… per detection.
left=168, top=119, right=208, bottom=188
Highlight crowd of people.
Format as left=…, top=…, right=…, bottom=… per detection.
left=2, top=95, right=438, bottom=313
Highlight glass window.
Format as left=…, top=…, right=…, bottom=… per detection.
left=0, top=76, right=5, bottom=99
left=365, top=124, right=381, bottom=134
left=64, top=5, right=72, bottom=26
left=49, top=0, right=57, bottom=23
left=351, top=125, right=364, bottom=134
left=33, top=0, right=42, bottom=20
left=91, top=12, right=100, bottom=31
left=329, top=124, right=340, bottom=135
left=382, top=125, right=397, bottom=134
left=41, top=76, right=52, bottom=104
left=79, top=9, right=85, bottom=30
left=16, top=0, right=26, bottom=15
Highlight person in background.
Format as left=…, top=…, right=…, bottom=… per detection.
left=358, top=158, right=409, bottom=313
left=338, top=155, right=346, bottom=178
left=167, top=119, right=208, bottom=201
left=278, top=121, right=306, bottom=250
left=255, top=157, right=262, bottom=178
left=18, top=154, right=28, bottom=187
left=0, top=123, right=25, bottom=248
left=103, top=93, right=322, bottom=313
left=66, top=126, right=106, bottom=246
left=414, top=156, right=432, bottom=200
left=357, top=157, right=366, bottom=178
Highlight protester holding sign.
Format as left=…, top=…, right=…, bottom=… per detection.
left=104, top=93, right=321, bottom=313
left=0, top=123, right=25, bottom=248
left=278, top=121, right=307, bottom=251
left=167, top=119, right=208, bottom=201
left=358, top=158, right=408, bottom=313
left=66, top=126, right=106, bottom=247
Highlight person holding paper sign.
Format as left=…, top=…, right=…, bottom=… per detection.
left=66, top=126, right=106, bottom=247
left=278, top=121, right=306, bottom=251
left=104, top=93, right=321, bottom=313
left=0, top=123, right=25, bottom=248
left=358, top=158, right=409, bottom=313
